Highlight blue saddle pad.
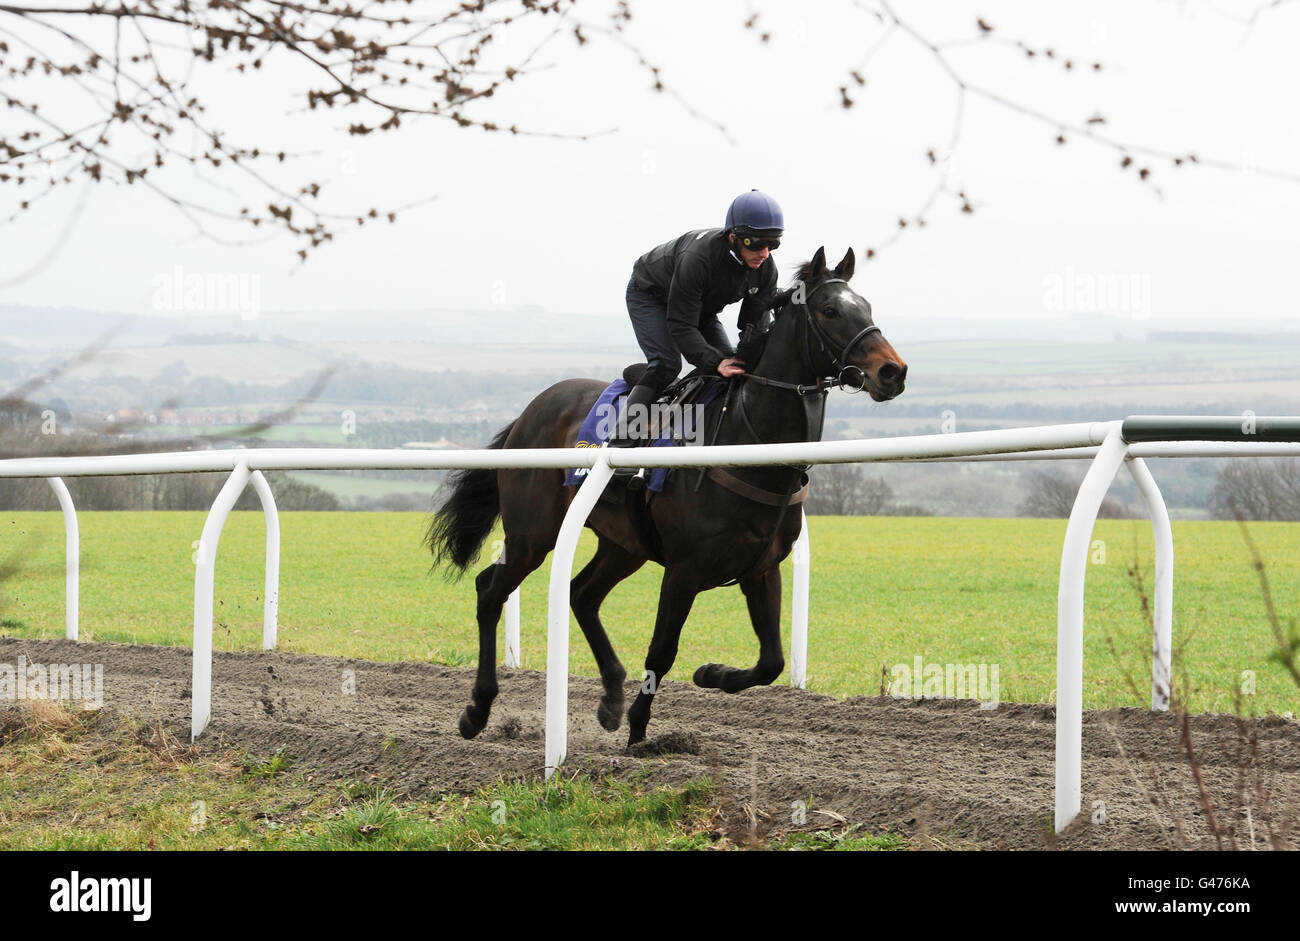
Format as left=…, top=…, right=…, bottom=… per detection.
left=564, top=379, right=722, bottom=493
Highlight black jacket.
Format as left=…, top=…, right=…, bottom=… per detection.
left=631, top=228, right=779, bottom=373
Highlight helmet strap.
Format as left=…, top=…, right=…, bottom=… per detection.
left=727, top=231, right=746, bottom=266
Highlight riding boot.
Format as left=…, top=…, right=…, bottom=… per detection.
left=609, top=383, right=658, bottom=487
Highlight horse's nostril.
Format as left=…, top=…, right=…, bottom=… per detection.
left=898, top=363, right=908, bottom=383
left=878, top=362, right=901, bottom=384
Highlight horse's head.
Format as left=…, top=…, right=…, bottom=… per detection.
left=775, top=246, right=907, bottom=401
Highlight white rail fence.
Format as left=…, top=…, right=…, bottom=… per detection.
left=3, top=416, right=1298, bottom=835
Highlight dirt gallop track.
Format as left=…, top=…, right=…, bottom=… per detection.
left=4, top=637, right=1297, bottom=849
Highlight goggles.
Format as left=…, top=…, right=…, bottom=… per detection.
left=737, top=234, right=780, bottom=252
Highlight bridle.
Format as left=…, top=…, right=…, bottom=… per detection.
left=726, top=274, right=884, bottom=448
left=738, top=276, right=881, bottom=396
left=799, top=277, right=881, bottom=395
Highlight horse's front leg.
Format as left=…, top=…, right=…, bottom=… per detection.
left=693, top=563, right=784, bottom=693
left=626, top=565, right=702, bottom=747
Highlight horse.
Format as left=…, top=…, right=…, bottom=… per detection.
left=425, top=246, right=908, bottom=746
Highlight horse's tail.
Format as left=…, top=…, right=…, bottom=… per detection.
left=424, top=420, right=516, bottom=579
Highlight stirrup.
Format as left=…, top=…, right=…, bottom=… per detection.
left=623, top=467, right=648, bottom=491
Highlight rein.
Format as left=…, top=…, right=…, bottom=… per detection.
left=656, top=274, right=882, bottom=584
left=703, top=275, right=880, bottom=583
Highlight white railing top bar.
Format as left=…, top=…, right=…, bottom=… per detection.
left=915, top=441, right=1300, bottom=463
left=0, top=420, right=1121, bottom=478
left=0, top=446, right=586, bottom=478
left=5, top=423, right=1298, bottom=479
left=1126, top=441, right=1300, bottom=458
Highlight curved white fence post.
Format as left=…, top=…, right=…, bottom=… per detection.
left=48, top=477, right=79, bottom=641
left=545, top=454, right=614, bottom=777
left=790, top=509, right=810, bottom=689
left=505, top=587, right=521, bottom=668
left=1126, top=457, right=1174, bottom=712
left=192, top=462, right=252, bottom=741
left=1055, top=428, right=1128, bottom=833
left=248, top=471, right=280, bottom=651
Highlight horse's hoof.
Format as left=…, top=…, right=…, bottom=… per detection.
left=693, top=663, right=721, bottom=688
left=626, top=728, right=645, bottom=749
left=597, top=697, right=623, bottom=732
left=458, top=707, right=486, bottom=739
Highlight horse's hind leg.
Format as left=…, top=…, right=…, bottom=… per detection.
left=459, top=534, right=548, bottom=739
left=571, top=537, right=646, bottom=731
left=693, top=564, right=785, bottom=694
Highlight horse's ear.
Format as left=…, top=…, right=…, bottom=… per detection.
left=808, top=246, right=827, bottom=279
left=834, top=248, right=855, bottom=282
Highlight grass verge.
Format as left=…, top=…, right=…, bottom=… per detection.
left=1, top=701, right=896, bottom=851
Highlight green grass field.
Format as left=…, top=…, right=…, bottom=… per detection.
left=2, top=513, right=1297, bottom=714
left=284, top=470, right=439, bottom=499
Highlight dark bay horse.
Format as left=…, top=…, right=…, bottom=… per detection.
left=425, top=247, right=907, bottom=746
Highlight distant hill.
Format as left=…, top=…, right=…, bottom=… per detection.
left=0, top=304, right=633, bottom=351
left=1145, top=330, right=1300, bottom=344
left=5, top=304, right=1299, bottom=353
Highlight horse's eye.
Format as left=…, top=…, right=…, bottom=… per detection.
left=821, top=307, right=839, bottom=318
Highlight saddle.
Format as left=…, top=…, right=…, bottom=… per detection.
left=600, top=363, right=718, bottom=563
left=611, top=362, right=808, bottom=567
left=620, top=363, right=714, bottom=426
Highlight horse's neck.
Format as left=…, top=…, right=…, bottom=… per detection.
left=752, top=307, right=815, bottom=389
left=718, top=309, right=827, bottom=449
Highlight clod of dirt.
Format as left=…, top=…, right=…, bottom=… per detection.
left=627, top=731, right=700, bottom=757
left=496, top=717, right=523, bottom=740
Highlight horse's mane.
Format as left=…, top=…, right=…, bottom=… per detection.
left=789, top=260, right=839, bottom=288
left=761, top=261, right=817, bottom=318
left=790, top=260, right=815, bottom=285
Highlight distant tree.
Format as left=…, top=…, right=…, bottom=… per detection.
left=880, top=502, right=933, bottom=517
left=806, top=463, right=893, bottom=516
left=1207, top=459, right=1300, bottom=521
left=1019, top=469, right=1134, bottom=519
left=355, top=491, right=429, bottom=511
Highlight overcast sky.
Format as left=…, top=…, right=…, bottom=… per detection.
left=2, top=0, right=1298, bottom=333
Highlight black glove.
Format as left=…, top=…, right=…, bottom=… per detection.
left=736, top=321, right=769, bottom=365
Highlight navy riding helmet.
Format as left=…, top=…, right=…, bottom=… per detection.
left=725, top=189, right=784, bottom=240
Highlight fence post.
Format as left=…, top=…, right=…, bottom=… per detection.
left=192, top=462, right=252, bottom=741
left=545, top=454, right=614, bottom=777
left=249, top=470, right=280, bottom=651
left=790, top=509, right=810, bottom=689
left=1125, top=457, right=1173, bottom=711
left=1055, top=428, right=1127, bottom=833
left=505, top=587, right=521, bottom=668
left=48, top=477, right=79, bottom=641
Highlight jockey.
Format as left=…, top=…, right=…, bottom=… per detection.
left=611, top=189, right=784, bottom=471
